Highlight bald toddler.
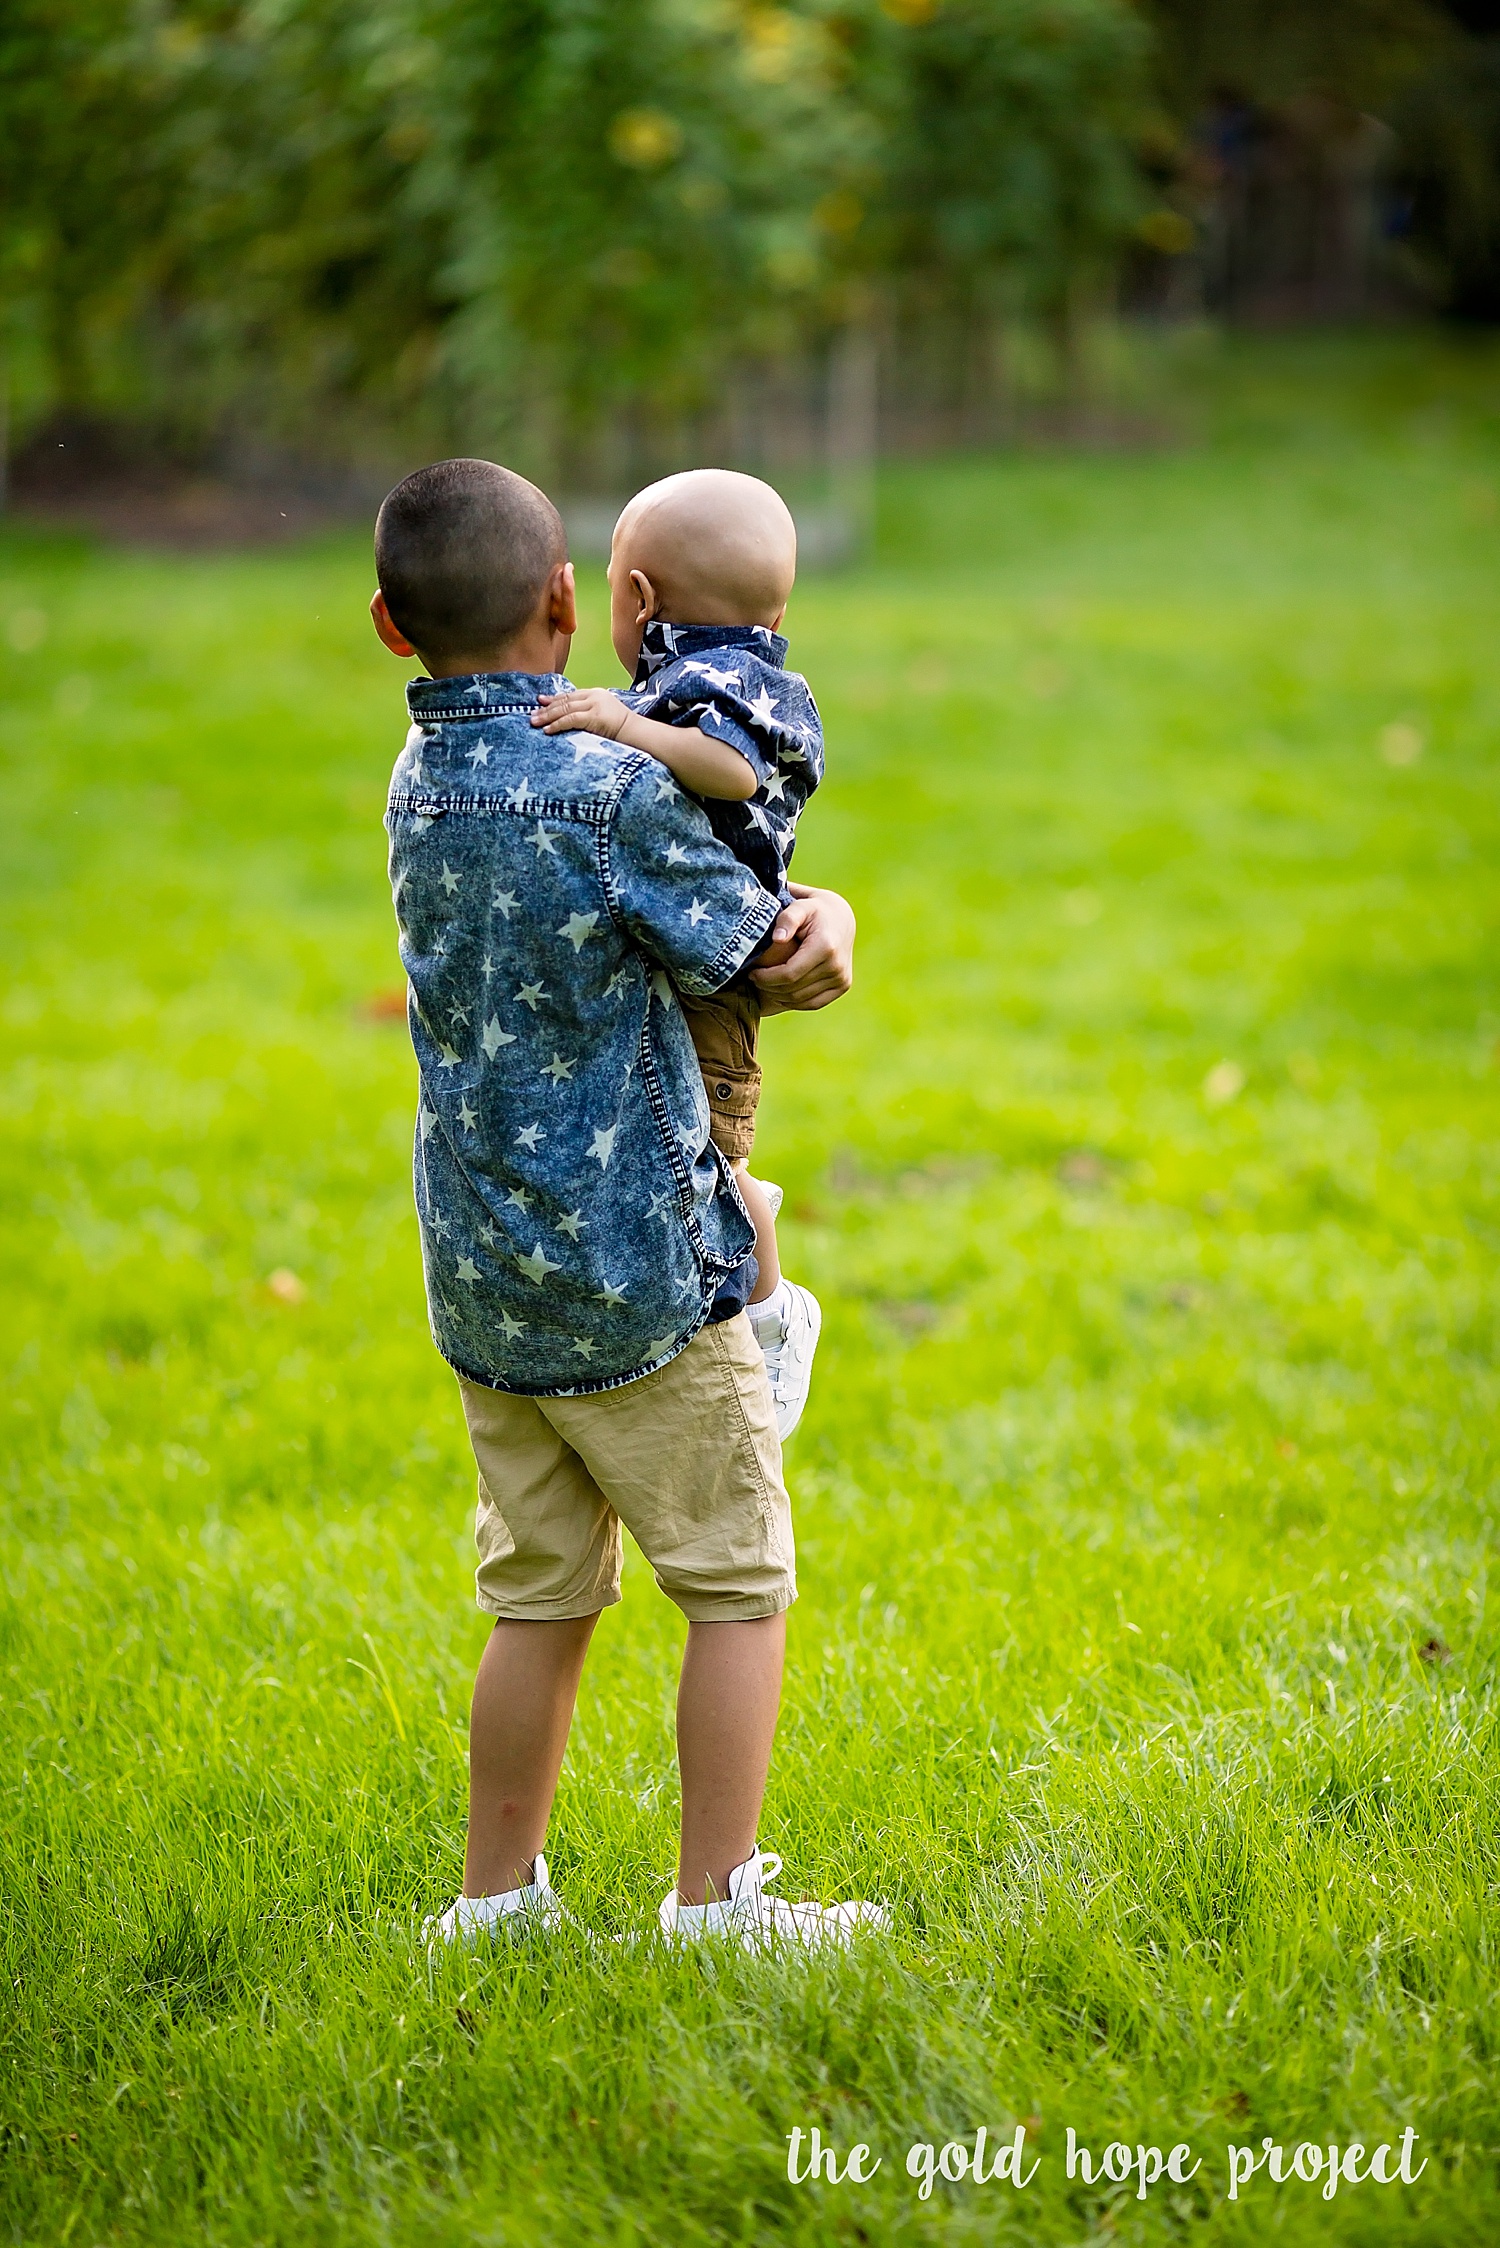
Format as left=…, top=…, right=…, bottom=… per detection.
left=533, top=469, right=825, bottom=1438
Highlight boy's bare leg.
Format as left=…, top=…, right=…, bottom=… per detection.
left=735, top=1162, right=782, bottom=1302
left=675, top=1612, right=786, bottom=1904
left=464, top=1613, right=598, bottom=1896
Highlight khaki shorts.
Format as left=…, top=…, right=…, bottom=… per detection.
left=677, top=985, right=762, bottom=1163
left=457, top=1313, right=795, bottom=1622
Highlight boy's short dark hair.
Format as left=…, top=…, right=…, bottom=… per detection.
left=375, top=459, right=567, bottom=662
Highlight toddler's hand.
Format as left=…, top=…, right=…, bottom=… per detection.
left=532, top=687, right=629, bottom=738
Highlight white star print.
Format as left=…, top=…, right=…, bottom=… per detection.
left=687, top=662, right=744, bottom=692
left=505, top=1186, right=532, bottom=1212
left=457, top=1097, right=479, bottom=1133
left=467, top=739, right=490, bottom=767
left=515, top=1122, right=546, bottom=1151
left=440, top=862, right=460, bottom=895
left=499, top=1311, right=525, bottom=1341
left=762, top=770, right=788, bottom=801
left=541, top=1053, right=576, bottom=1085
left=492, top=888, right=518, bottom=917
left=455, top=1255, right=480, bottom=1285
left=481, top=1016, right=516, bottom=1059
left=605, top=969, right=630, bottom=998
left=479, top=1220, right=499, bottom=1247
left=571, top=1336, right=595, bottom=1359
left=596, top=1280, right=628, bottom=1307
left=431, top=934, right=448, bottom=957
left=664, top=841, right=688, bottom=866
left=747, top=685, right=780, bottom=731
left=428, top=1209, right=452, bottom=1239
left=515, top=982, right=547, bottom=1010
left=650, top=970, right=674, bottom=1007
left=449, top=1001, right=470, bottom=1027
left=480, top=955, right=496, bottom=979
left=557, top=910, right=599, bottom=950
left=504, top=778, right=533, bottom=811
left=518, top=1242, right=562, bottom=1284
left=740, top=877, right=762, bottom=906
left=437, top=1043, right=461, bottom=1070
left=531, top=821, right=558, bottom=857
left=419, top=1101, right=437, bottom=1139
left=412, top=814, right=434, bottom=833
left=645, top=1333, right=678, bottom=1358
left=648, top=1191, right=672, bottom=1221
left=744, top=803, right=775, bottom=837
left=572, top=738, right=615, bottom=761
left=587, top=1123, right=618, bottom=1170
left=655, top=776, right=678, bottom=802
left=686, top=898, right=710, bottom=925
left=555, top=1209, right=585, bottom=1239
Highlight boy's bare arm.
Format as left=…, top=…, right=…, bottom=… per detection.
left=532, top=688, right=757, bottom=801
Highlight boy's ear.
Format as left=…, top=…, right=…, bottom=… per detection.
left=548, top=560, right=579, bottom=638
left=371, top=590, right=417, bottom=658
left=629, top=568, right=659, bottom=626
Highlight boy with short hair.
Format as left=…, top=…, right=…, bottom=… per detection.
left=371, top=457, right=879, bottom=1946
left=531, top=467, right=823, bottom=1440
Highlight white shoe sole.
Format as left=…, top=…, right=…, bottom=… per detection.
left=774, top=1284, right=821, bottom=1442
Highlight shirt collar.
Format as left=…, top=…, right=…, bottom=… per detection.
left=633, top=621, right=787, bottom=686
left=406, top=670, right=569, bottom=721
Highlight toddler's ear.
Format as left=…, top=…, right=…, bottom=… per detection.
left=371, top=590, right=417, bottom=658
left=630, top=568, right=660, bottom=625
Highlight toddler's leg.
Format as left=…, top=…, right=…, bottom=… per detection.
left=735, top=1160, right=782, bottom=1303
left=464, top=1613, right=598, bottom=1896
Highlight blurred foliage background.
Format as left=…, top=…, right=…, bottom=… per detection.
left=3, top=0, right=1500, bottom=493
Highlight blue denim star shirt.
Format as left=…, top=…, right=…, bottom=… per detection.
left=386, top=670, right=781, bottom=1396
left=619, top=622, right=823, bottom=904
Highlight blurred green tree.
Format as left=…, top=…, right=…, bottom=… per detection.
left=0, top=0, right=1151, bottom=474
left=837, top=0, right=1149, bottom=410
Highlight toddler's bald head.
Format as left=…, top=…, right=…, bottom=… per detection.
left=611, top=469, right=796, bottom=630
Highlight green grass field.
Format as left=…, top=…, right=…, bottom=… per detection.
left=3, top=334, right=1499, bottom=2245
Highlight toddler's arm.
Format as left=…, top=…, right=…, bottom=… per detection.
left=531, top=688, right=756, bottom=802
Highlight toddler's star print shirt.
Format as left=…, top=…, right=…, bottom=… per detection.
left=620, top=621, right=823, bottom=904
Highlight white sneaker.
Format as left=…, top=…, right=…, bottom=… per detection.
left=750, top=1280, right=822, bottom=1441
left=658, top=1849, right=887, bottom=1951
left=423, top=1854, right=567, bottom=1949
left=747, top=1175, right=784, bottom=1221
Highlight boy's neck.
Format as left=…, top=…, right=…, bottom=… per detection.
left=423, top=620, right=571, bottom=679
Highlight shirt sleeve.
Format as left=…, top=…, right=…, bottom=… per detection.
left=692, top=662, right=823, bottom=787
left=605, top=756, right=781, bottom=996
left=689, top=700, right=776, bottom=784
left=626, top=658, right=824, bottom=793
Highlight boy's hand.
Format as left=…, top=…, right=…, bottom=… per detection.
left=751, top=884, right=855, bottom=1014
left=532, top=687, right=629, bottom=738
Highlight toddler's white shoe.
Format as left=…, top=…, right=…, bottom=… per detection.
left=658, top=1849, right=887, bottom=1952
left=423, top=1854, right=566, bottom=1950
left=746, top=1174, right=784, bottom=1221
left=749, top=1279, right=822, bottom=1441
